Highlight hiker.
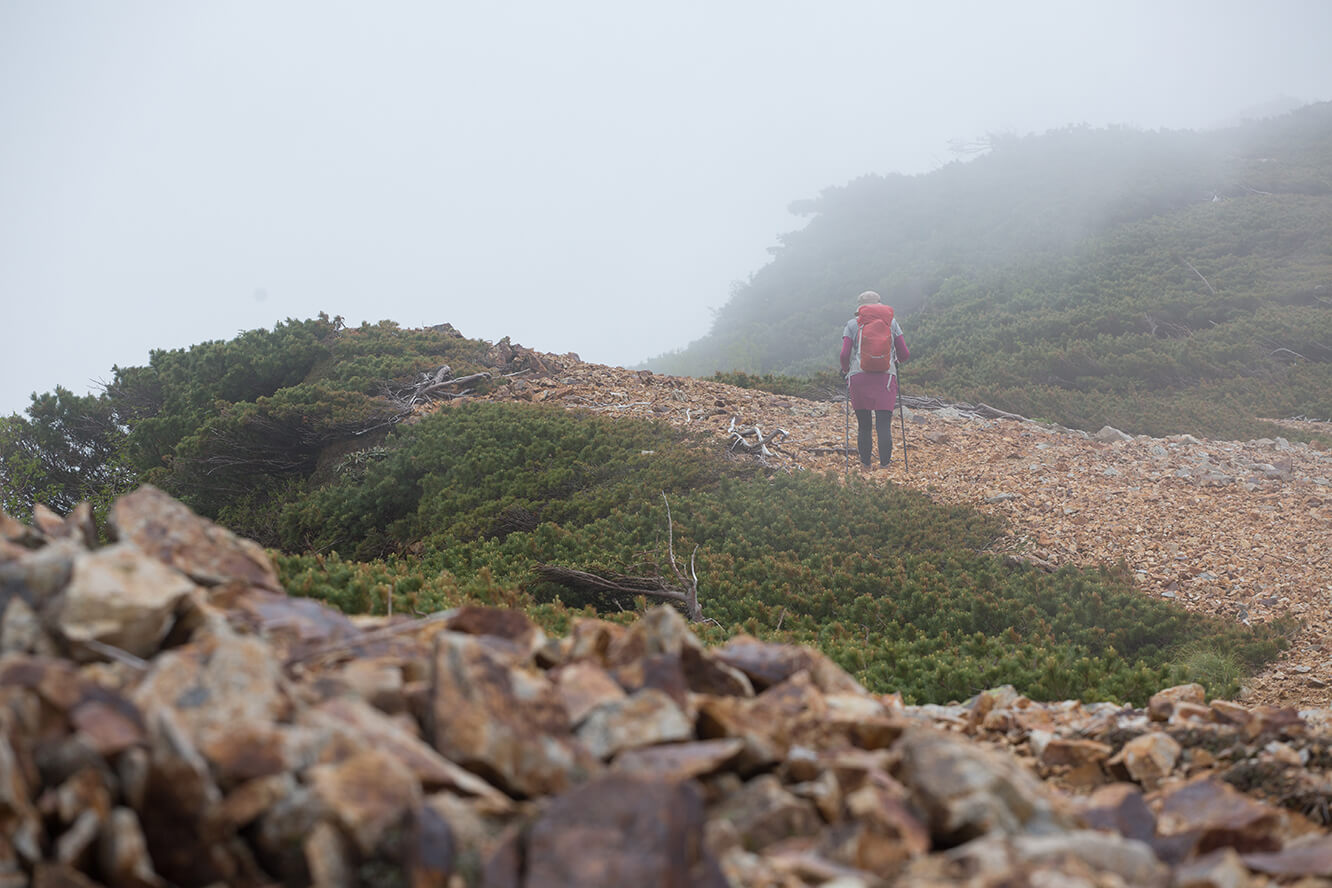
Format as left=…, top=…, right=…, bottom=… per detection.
left=840, top=290, right=909, bottom=468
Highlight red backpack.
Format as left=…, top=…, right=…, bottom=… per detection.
left=855, top=304, right=896, bottom=373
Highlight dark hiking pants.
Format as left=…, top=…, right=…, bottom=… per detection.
left=855, top=409, right=893, bottom=467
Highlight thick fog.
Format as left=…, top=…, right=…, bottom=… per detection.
left=2, top=0, right=1331, bottom=416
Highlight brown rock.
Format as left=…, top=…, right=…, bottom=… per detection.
left=54, top=809, right=100, bottom=868
left=304, top=696, right=510, bottom=806
left=230, top=588, right=363, bottom=662
left=207, top=773, right=296, bottom=836
left=137, top=707, right=225, bottom=886
left=98, top=806, right=164, bottom=888
left=2, top=595, right=59, bottom=656
left=713, top=634, right=865, bottom=694
left=894, top=726, right=1074, bottom=844
left=1157, top=776, right=1284, bottom=854
left=1107, top=731, right=1181, bottom=789
left=1038, top=736, right=1112, bottom=770
left=109, top=485, right=281, bottom=592
left=575, top=688, right=692, bottom=759
left=32, top=503, right=97, bottom=549
left=552, top=660, right=626, bottom=725
left=682, top=644, right=755, bottom=698
left=1078, top=782, right=1156, bottom=842
left=303, top=819, right=355, bottom=888
left=1175, top=847, right=1250, bottom=888
left=1148, top=683, right=1206, bottom=721
left=711, top=773, right=823, bottom=851
left=612, top=738, right=745, bottom=782
left=825, top=780, right=931, bottom=872
left=429, top=630, right=598, bottom=797
left=196, top=721, right=292, bottom=787
left=253, top=784, right=329, bottom=882
left=57, top=543, right=197, bottom=659
left=132, top=633, right=290, bottom=753
left=406, top=801, right=455, bottom=888
left=1209, top=700, right=1254, bottom=728
left=307, top=747, right=421, bottom=857
left=31, top=863, right=103, bottom=888
left=1012, top=830, right=1169, bottom=888
left=0, top=732, right=45, bottom=866
left=68, top=692, right=146, bottom=757
left=697, top=671, right=828, bottom=773
left=520, top=775, right=726, bottom=886
left=1242, top=834, right=1332, bottom=878
left=31, top=504, right=67, bottom=539
left=337, top=656, right=407, bottom=713
left=789, top=769, right=843, bottom=824
left=447, top=605, right=544, bottom=654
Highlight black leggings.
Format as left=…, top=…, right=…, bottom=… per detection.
left=856, top=409, right=893, bottom=467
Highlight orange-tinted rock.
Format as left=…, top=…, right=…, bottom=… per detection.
left=1148, top=684, right=1206, bottom=721
left=109, top=485, right=281, bottom=592
left=429, top=631, right=598, bottom=798
left=307, top=748, right=421, bottom=856
left=1108, top=732, right=1181, bottom=789
left=1039, top=737, right=1112, bottom=770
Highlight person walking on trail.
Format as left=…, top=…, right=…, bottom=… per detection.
left=840, top=290, right=910, bottom=468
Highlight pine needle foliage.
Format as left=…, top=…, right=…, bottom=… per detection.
left=275, top=401, right=1287, bottom=706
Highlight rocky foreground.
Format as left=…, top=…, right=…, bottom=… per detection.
left=4, top=488, right=1332, bottom=886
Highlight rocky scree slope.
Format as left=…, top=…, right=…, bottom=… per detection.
left=6, top=486, right=1332, bottom=885
left=458, top=343, right=1332, bottom=711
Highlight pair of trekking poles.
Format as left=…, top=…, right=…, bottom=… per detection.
left=843, top=373, right=909, bottom=474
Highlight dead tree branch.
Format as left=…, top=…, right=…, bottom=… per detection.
left=728, top=424, right=790, bottom=456
left=898, top=395, right=1027, bottom=422
left=531, top=492, right=704, bottom=622
left=1179, top=257, right=1217, bottom=296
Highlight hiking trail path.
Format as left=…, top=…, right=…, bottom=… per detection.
left=462, top=353, right=1332, bottom=711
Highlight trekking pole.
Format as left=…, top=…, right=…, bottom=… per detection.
left=843, top=382, right=851, bottom=477
left=898, top=374, right=909, bottom=473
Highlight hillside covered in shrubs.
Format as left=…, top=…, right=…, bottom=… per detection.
left=0, top=320, right=1292, bottom=706
left=649, top=103, right=1332, bottom=440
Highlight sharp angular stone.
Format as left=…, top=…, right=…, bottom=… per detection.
left=611, top=738, right=744, bottom=781
left=1157, top=777, right=1284, bottom=854
left=109, top=485, right=281, bottom=592
left=1107, top=731, right=1181, bottom=789
left=894, top=726, right=1074, bottom=843
left=575, top=688, right=693, bottom=759
left=519, top=775, right=726, bottom=887
left=429, top=630, right=599, bottom=798
left=306, top=747, right=421, bottom=857
left=57, top=543, right=197, bottom=660
left=713, top=634, right=866, bottom=695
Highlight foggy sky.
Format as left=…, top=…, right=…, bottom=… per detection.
left=3, top=0, right=1331, bottom=417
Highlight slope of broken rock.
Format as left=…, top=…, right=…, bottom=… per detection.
left=4, top=487, right=1332, bottom=886
left=453, top=345, right=1331, bottom=711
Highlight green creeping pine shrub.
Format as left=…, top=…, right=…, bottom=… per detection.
left=275, top=400, right=1287, bottom=706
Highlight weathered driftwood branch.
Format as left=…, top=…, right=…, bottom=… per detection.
left=898, top=395, right=1026, bottom=422
left=662, top=492, right=702, bottom=621
left=728, top=424, right=790, bottom=456
left=532, top=493, right=704, bottom=622
left=384, top=367, right=494, bottom=411
left=532, top=564, right=699, bottom=615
